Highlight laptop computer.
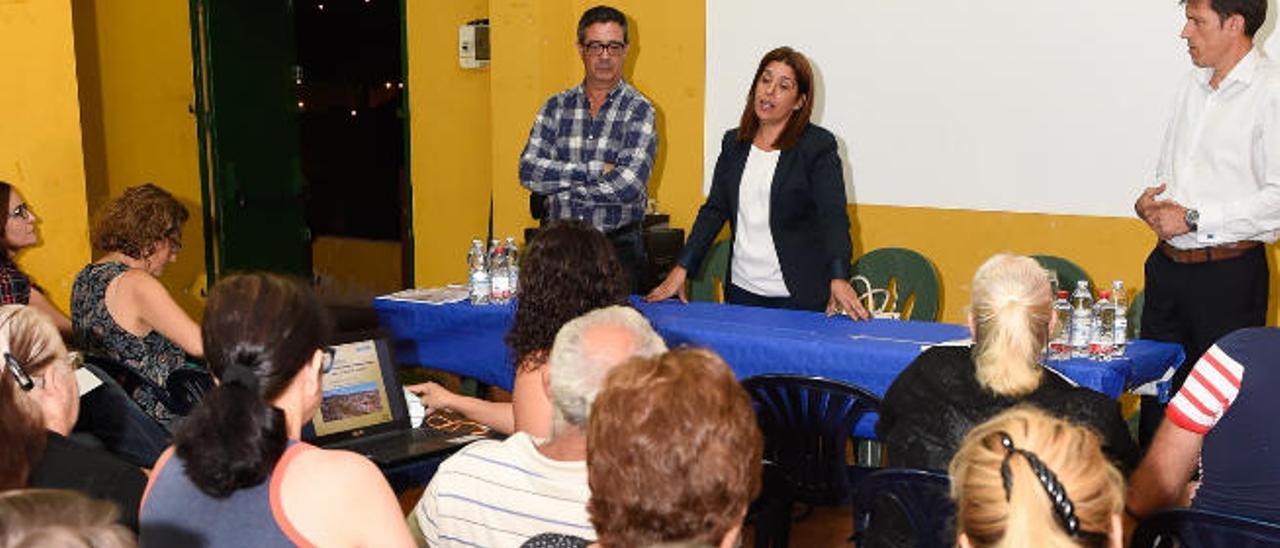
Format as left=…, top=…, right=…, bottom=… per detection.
left=302, top=330, right=485, bottom=466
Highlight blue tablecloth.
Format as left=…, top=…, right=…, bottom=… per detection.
left=373, top=296, right=1183, bottom=437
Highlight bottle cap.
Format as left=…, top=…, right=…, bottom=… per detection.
left=1098, top=290, right=1110, bottom=299
left=1057, top=290, right=1068, bottom=298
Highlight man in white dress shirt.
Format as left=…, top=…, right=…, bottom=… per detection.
left=1134, top=0, right=1276, bottom=397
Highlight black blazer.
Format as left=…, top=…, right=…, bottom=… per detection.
left=677, top=124, right=852, bottom=311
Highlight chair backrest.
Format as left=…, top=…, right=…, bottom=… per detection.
left=851, top=247, right=940, bottom=321
left=85, top=354, right=212, bottom=416
left=741, top=374, right=881, bottom=506
left=688, top=239, right=731, bottom=303
left=1128, top=289, right=1145, bottom=339
left=1131, top=508, right=1280, bottom=548
left=1030, top=255, right=1092, bottom=296
left=852, top=468, right=954, bottom=548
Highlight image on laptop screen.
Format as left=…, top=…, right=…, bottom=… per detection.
left=311, top=340, right=394, bottom=437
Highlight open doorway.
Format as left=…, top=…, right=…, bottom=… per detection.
left=190, top=0, right=410, bottom=309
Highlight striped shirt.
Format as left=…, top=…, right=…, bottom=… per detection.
left=1166, top=327, right=1280, bottom=524
left=518, top=81, right=657, bottom=232
left=412, top=432, right=594, bottom=548
left=1167, top=343, right=1244, bottom=434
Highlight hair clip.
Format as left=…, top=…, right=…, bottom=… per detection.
left=996, top=431, right=1107, bottom=544
left=5, top=352, right=34, bottom=391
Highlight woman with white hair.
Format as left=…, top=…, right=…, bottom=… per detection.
left=877, top=254, right=1137, bottom=472
left=0, top=305, right=146, bottom=531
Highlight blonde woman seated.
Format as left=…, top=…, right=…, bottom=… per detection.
left=0, top=306, right=147, bottom=531
left=71, top=184, right=203, bottom=429
left=877, top=254, right=1137, bottom=472
left=0, top=489, right=137, bottom=548
left=409, top=221, right=630, bottom=439
left=950, top=407, right=1124, bottom=548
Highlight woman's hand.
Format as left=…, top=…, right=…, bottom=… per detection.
left=826, top=278, right=870, bottom=320
left=406, top=381, right=457, bottom=415
left=645, top=266, right=689, bottom=303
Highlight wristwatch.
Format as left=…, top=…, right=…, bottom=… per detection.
left=1184, top=208, right=1199, bottom=232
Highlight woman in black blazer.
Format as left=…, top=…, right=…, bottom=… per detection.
left=646, top=47, right=867, bottom=316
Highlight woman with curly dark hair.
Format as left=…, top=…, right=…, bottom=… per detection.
left=408, top=220, right=629, bottom=438
left=71, top=184, right=202, bottom=429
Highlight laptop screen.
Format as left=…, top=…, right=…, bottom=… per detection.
left=311, top=339, right=396, bottom=438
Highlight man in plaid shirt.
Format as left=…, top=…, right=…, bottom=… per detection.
left=519, top=5, right=657, bottom=293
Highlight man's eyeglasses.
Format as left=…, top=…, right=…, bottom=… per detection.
left=8, top=203, right=32, bottom=221
left=320, top=346, right=336, bottom=374
left=582, top=41, right=626, bottom=57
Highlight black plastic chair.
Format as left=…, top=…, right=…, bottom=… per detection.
left=1132, top=508, right=1280, bottom=548
left=741, top=375, right=881, bottom=547
left=851, top=468, right=954, bottom=548
left=84, top=354, right=212, bottom=417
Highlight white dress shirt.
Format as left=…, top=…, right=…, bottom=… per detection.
left=1158, top=49, right=1280, bottom=249
left=731, top=145, right=790, bottom=297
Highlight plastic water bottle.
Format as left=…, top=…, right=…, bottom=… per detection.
left=1111, top=280, right=1128, bottom=356
left=467, top=239, right=490, bottom=304
left=1069, top=280, right=1093, bottom=358
left=490, top=240, right=512, bottom=304
left=505, top=236, right=519, bottom=297
left=1049, top=290, right=1072, bottom=360
left=1090, top=290, right=1115, bottom=360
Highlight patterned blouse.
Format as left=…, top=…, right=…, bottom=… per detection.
left=71, top=262, right=186, bottom=429
left=0, top=260, right=33, bottom=305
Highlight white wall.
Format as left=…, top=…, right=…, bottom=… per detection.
left=706, top=0, right=1280, bottom=217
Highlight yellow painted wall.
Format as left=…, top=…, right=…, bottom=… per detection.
left=407, top=0, right=493, bottom=287
left=0, top=1, right=93, bottom=310
left=852, top=205, right=1155, bottom=323
left=72, top=0, right=205, bottom=314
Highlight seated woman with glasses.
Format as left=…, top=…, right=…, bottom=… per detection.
left=950, top=407, right=1124, bottom=548
left=408, top=220, right=630, bottom=439
left=71, top=184, right=203, bottom=430
left=140, top=273, right=412, bottom=547
left=0, top=181, right=71, bottom=338
left=0, top=305, right=147, bottom=532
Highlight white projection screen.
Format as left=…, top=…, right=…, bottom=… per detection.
left=705, top=0, right=1280, bottom=217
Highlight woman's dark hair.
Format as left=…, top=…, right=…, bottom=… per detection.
left=577, top=5, right=628, bottom=45
left=505, top=220, right=629, bottom=371
left=0, top=306, right=68, bottom=490
left=90, top=183, right=188, bottom=260
left=174, top=273, right=332, bottom=498
left=0, top=181, right=13, bottom=262
left=737, top=46, right=815, bottom=151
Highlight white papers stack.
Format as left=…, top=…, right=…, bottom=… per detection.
left=381, top=285, right=469, bottom=305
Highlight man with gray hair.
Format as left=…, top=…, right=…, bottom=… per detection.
left=409, top=305, right=666, bottom=548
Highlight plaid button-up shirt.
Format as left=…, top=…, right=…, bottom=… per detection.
left=519, top=81, right=657, bottom=232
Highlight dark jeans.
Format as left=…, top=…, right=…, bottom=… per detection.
left=1138, top=244, right=1268, bottom=445
left=607, top=224, right=648, bottom=295
left=73, top=364, right=171, bottom=468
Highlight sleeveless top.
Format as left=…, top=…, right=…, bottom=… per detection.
left=140, top=442, right=316, bottom=547
left=71, top=261, right=186, bottom=428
